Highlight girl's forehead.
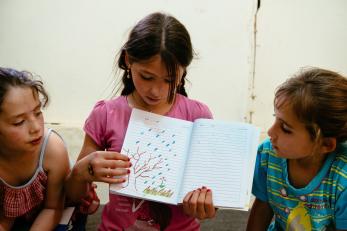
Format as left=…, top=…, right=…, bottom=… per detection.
left=274, top=96, right=291, bottom=111
left=274, top=98, right=297, bottom=119
left=1, top=86, right=39, bottom=114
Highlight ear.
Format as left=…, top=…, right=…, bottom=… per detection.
left=320, top=137, right=337, bottom=154
left=124, top=51, right=130, bottom=68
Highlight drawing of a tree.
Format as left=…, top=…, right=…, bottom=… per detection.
left=122, top=146, right=164, bottom=191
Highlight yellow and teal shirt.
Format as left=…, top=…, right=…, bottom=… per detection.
left=252, top=139, right=347, bottom=230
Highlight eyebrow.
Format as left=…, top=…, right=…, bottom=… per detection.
left=11, top=102, right=42, bottom=118
left=139, top=69, right=170, bottom=79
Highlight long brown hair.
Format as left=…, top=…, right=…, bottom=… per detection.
left=116, top=12, right=193, bottom=104
left=115, top=12, right=197, bottom=229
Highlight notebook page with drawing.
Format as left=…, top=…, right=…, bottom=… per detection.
left=110, top=109, right=193, bottom=204
left=178, top=119, right=260, bottom=209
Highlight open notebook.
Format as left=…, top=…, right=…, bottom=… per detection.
left=110, top=109, right=260, bottom=210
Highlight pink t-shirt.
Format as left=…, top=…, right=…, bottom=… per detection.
left=84, top=94, right=213, bottom=231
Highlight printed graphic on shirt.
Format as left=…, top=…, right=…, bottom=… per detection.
left=285, top=202, right=312, bottom=231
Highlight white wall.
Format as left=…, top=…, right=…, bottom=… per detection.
left=252, top=0, right=347, bottom=134
left=0, top=0, right=257, bottom=126
left=2, top=0, right=347, bottom=204
left=0, top=0, right=257, bottom=204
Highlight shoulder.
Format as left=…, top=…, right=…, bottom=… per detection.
left=88, top=96, right=128, bottom=115
left=84, top=96, right=132, bottom=147
left=172, top=94, right=213, bottom=121
left=332, top=144, right=347, bottom=229
left=85, top=96, right=130, bottom=128
left=43, top=129, right=70, bottom=173
left=331, top=143, right=347, bottom=183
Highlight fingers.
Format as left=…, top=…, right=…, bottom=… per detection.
left=183, top=190, right=195, bottom=216
left=196, top=188, right=207, bottom=219
left=101, top=151, right=130, bottom=161
left=204, top=189, right=216, bottom=218
left=182, top=187, right=216, bottom=220
left=86, top=151, right=132, bottom=183
left=92, top=151, right=131, bottom=168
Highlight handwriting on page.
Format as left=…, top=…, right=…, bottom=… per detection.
left=182, top=122, right=251, bottom=207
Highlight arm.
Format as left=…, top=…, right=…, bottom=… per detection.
left=246, top=198, right=273, bottom=231
left=0, top=217, right=14, bottom=231
left=65, top=134, right=131, bottom=202
left=29, top=132, right=70, bottom=231
left=334, top=181, right=347, bottom=231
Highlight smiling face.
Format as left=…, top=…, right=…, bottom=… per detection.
left=129, top=55, right=184, bottom=110
left=267, top=98, right=319, bottom=160
left=0, top=86, right=44, bottom=155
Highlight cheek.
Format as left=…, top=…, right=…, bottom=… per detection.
left=132, top=78, right=146, bottom=91
left=0, top=128, right=23, bottom=142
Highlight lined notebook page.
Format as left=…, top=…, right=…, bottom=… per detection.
left=179, top=119, right=259, bottom=208
left=110, top=109, right=193, bottom=205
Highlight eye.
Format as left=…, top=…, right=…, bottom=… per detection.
left=164, top=78, right=174, bottom=84
left=140, top=74, right=153, bottom=81
left=35, top=110, right=42, bottom=117
left=273, top=114, right=292, bottom=134
left=13, top=120, right=24, bottom=126
left=281, top=123, right=292, bottom=134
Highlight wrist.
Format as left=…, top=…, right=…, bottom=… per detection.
left=71, top=160, right=91, bottom=184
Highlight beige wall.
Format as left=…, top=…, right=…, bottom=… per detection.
left=0, top=0, right=257, bottom=125
left=252, top=0, right=347, bottom=134
left=0, top=0, right=257, bottom=203
left=1, top=0, right=346, bottom=202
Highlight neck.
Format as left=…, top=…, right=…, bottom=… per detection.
left=287, top=154, right=326, bottom=188
left=296, top=151, right=326, bottom=169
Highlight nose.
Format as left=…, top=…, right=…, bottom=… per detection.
left=29, top=117, right=41, bottom=134
left=149, top=82, right=164, bottom=97
left=267, top=122, right=277, bottom=142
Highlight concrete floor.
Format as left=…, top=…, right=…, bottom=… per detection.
left=86, top=205, right=250, bottom=230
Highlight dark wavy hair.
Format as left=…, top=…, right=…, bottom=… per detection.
left=275, top=67, right=347, bottom=143
left=116, top=12, right=194, bottom=103
left=0, top=67, right=48, bottom=111
left=115, top=12, right=196, bottom=229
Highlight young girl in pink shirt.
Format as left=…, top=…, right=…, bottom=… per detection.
left=66, top=12, right=216, bottom=230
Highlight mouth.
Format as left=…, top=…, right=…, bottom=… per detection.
left=270, top=142, right=278, bottom=151
left=30, top=137, right=42, bottom=145
left=145, top=96, right=161, bottom=104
